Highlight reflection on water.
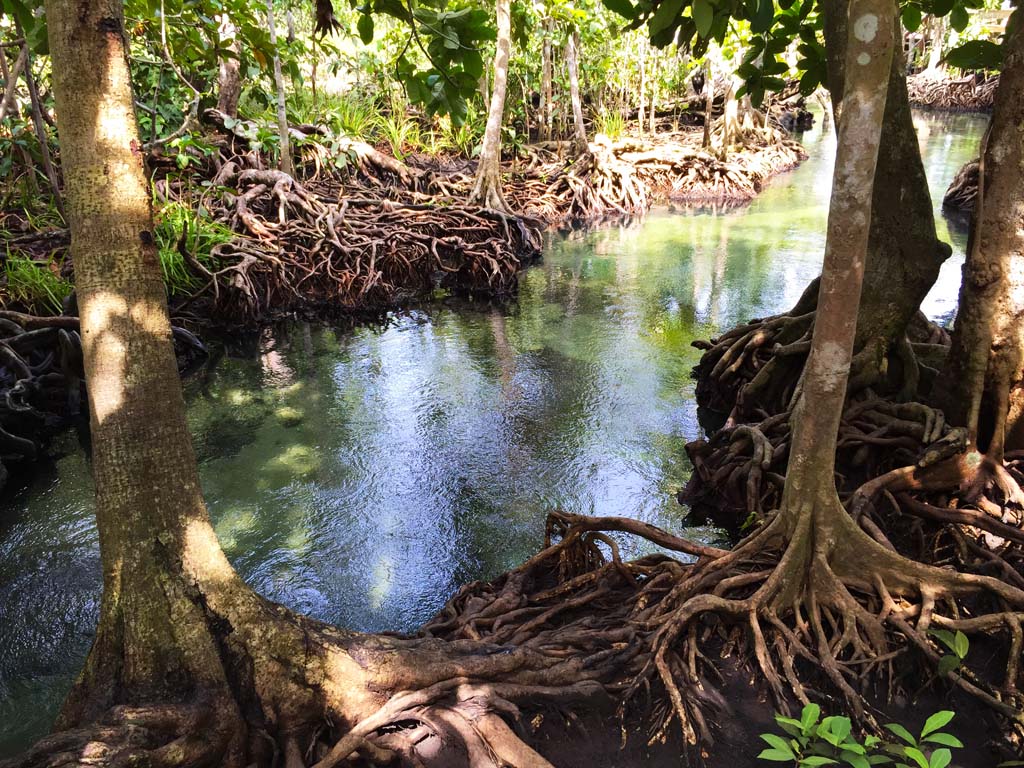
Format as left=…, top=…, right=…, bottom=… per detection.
left=0, top=109, right=985, bottom=754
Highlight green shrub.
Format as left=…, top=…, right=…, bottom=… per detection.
left=376, top=111, right=422, bottom=159
left=757, top=704, right=963, bottom=768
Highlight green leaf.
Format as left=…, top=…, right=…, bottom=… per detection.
left=921, top=711, right=954, bottom=737
left=649, top=0, right=685, bottom=36
left=759, top=748, right=798, bottom=762
left=692, top=0, right=714, bottom=37
left=953, top=631, right=969, bottom=659
left=839, top=753, right=872, bottom=768
left=357, top=13, right=374, bottom=43
left=937, top=655, right=961, bottom=676
left=902, top=5, right=922, bottom=32
left=922, top=732, right=962, bottom=748
left=759, top=734, right=796, bottom=758
left=601, top=0, right=636, bottom=18
left=839, top=752, right=871, bottom=768
left=885, top=723, right=917, bottom=746
left=903, top=747, right=929, bottom=768
left=775, top=716, right=804, bottom=737
left=929, top=749, right=952, bottom=768
left=944, top=39, right=1002, bottom=70
left=823, top=717, right=852, bottom=745
left=800, top=758, right=839, bottom=766
left=800, top=703, right=821, bottom=732
left=950, top=4, right=968, bottom=32
left=751, top=0, right=774, bottom=33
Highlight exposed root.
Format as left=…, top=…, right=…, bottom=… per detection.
left=907, top=72, right=998, bottom=112
left=5, top=503, right=1023, bottom=768
left=943, top=158, right=979, bottom=215
left=0, top=310, right=206, bottom=491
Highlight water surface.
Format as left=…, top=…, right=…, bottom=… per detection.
left=0, top=109, right=985, bottom=754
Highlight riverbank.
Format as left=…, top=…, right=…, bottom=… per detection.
left=907, top=71, right=998, bottom=112
left=0, top=118, right=807, bottom=490
left=0, top=108, right=986, bottom=758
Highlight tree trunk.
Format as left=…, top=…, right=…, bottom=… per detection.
left=216, top=15, right=242, bottom=118
left=638, top=39, right=646, bottom=136
left=541, top=18, right=553, bottom=142
left=721, top=76, right=739, bottom=151
left=783, top=0, right=893, bottom=513
left=267, top=0, right=294, bottom=177
left=649, top=68, right=656, bottom=136
left=937, top=10, right=1024, bottom=454
left=702, top=58, right=713, bottom=149
left=45, top=0, right=246, bottom=729
left=469, top=0, right=511, bottom=211
left=566, top=27, right=588, bottom=156
left=824, top=2, right=950, bottom=364
left=926, top=14, right=946, bottom=73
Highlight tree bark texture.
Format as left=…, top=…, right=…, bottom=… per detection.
left=566, top=27, right=588, bottom=155
left=821, top=0, right=950, bottom=356
left=267, top=0, right=294, bottom=177
left=469, top=0, right=511, bottom=210
left=937, top=10, right=1024, bottom=453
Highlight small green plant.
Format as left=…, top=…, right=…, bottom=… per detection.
left=153, top=201, right=234, bottom=296
left=928, top=628, right=969, bottom=676
left=596, top=108, right=626, bottom=140
left=436, top=106, right=485, bottom=157
left=757, top=704, right=963, bottom=768
left=2, top=253, right=73, bottom=314
left=330, top=93, right=381, bottom=141
left=376, top=111, right=422, bottom=160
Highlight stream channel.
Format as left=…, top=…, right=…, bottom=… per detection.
left=0, top=109, right=987, bottom=755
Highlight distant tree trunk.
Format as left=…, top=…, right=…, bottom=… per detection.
left=721, top=77, right=739, bottom=150
left=267, top=0, right=294, bottom=177
left=926, top=14, right=946, bottom=72
left=937, top=11, right=1024, bottom=453
left=702, top=58, right=713, bottom=148
left=649, top=70, right=656, bottom=135
left=216, top=15, right=241, bottom=117
left=566, top=27, right=588, bottom=155
left=469, top=0, right=512, bottom=211
left=541, top=18, right=553, bottom=142
left=638, top=39, right=646, bottom=135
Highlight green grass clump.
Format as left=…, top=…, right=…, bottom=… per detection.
left=596, top=109, right=626, bottom=141
left=154, top=201, right=234, bottom=296
left=2, top=254, right=73, bottom=315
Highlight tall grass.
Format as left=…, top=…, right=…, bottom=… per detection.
left=376, top=111, right=422, bottom=159
left=153, top=201, right=234, bottom=296
left=595, top=109, right=626, bottom=140
left=2, top=254, right=73, bottom=314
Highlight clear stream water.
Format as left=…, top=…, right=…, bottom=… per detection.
left=0, top=110, right=986, bottom=755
